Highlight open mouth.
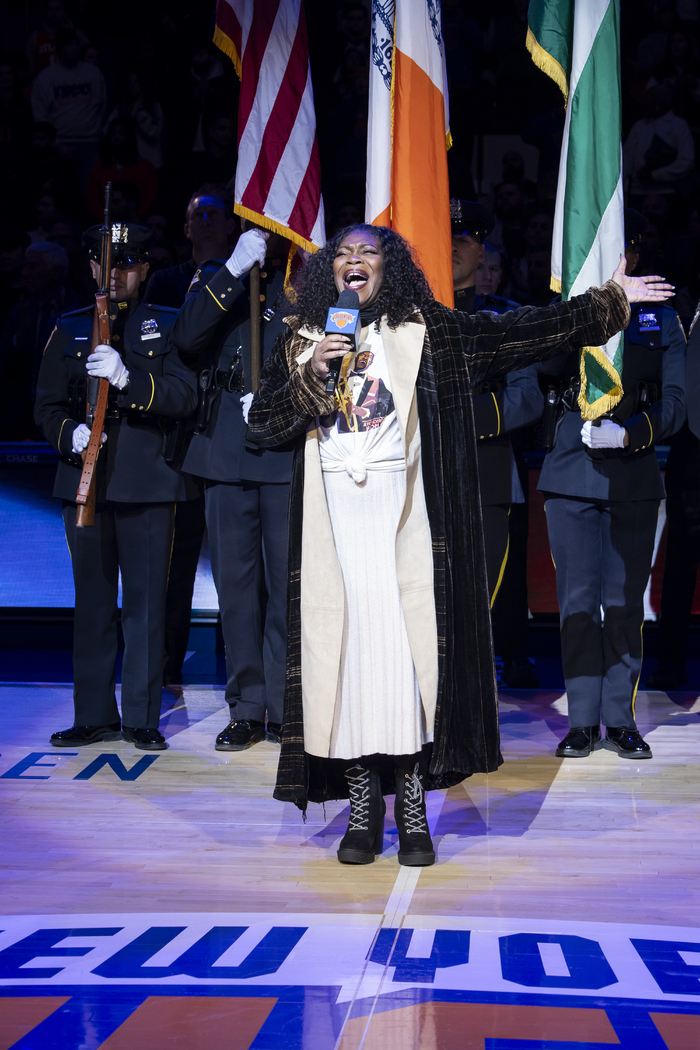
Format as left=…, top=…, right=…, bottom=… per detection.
left=343, top=269, right=369, bottom=290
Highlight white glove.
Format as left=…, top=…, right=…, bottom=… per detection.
left=240, top=391, right=254, bottom=423
left=86, top=344, right=129, bottom=390
left=226, top=229, right=269, bottom=278
left=72, top=423, right=107, bottom=454
left=581, top=419, right=627, bottom=449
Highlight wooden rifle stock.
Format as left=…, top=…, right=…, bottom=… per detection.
left=76, top=182, right=112, bottom=527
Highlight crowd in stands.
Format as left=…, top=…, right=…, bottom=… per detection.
left=3, top=0, right=700, bottom=440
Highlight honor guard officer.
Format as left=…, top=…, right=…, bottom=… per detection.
left=171, top=224, right=293, bottom=751
left=647, top=297, right=700, bottom=689
left=511, top=210, right=686, bottom=758
left=452, top=198, right=543, bottom=686
left=35, top=223, right=198, bottom=751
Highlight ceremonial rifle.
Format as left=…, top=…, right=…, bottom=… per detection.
left=75, top=182, right=112, bottom=527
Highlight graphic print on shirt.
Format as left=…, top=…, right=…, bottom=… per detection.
left=332, top=349, right=395, bottom=434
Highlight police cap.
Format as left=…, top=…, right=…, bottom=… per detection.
left=624, top=209, right=648, bottom=249
left=450, top=199, right=494, bottom=242
left=84, top=223, right=153, bottom=265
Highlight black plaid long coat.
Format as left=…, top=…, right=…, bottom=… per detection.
left=247, top=282, right=630, bottom=810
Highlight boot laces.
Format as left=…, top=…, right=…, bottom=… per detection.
left=403, top=764, right=428, bottom=835
left=346, top=766, right=371, bottom=831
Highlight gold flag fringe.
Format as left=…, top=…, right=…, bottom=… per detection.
left=213, top=25, right=242, bottom=79
left=578, top=344, right=623, bottom=420
left=526, top=27, right=568, bottom=102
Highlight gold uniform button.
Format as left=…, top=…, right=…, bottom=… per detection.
left=221, top=293, right=226, bottom=299
left=76, top=352, right=81, bottom=358
left=148, top=351, right=153, bottom=356
left=260, top=294, right=266, bottom=302
left=260, top=272, right=267, bottom=279
left=227, top=286, right=233, bottom=291
left=139, top=406, right=144, bottom=411
left=131, top=403, right=136, bottom=408
left=113, top=334, right=120, bottom=342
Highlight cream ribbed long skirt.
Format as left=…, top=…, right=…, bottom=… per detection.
left=323, top=467, right=429, bottom=760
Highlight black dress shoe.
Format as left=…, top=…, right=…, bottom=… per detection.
left=215, top=719, right=266, bottom=751
left=121, top=727, right=167, bottom=751
left=501, top=658, right=540, bottom=689
left=555, top=725, right=601, bottom=758
left=51, top=723, right=122, bottom=747
left=603, top=726, right=652, bottom=759
left=645, top=662, right=688, bottom=691
left=266, top=722, right=283, bottom=744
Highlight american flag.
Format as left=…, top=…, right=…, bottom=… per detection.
left=214, top=0, right=325, bottom=252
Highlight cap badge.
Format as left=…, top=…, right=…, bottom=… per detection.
left=112, top=223, right=129, bottom=243
left=450, top=198, right=462, bottom=220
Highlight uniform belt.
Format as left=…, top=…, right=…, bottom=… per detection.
left=214, top=366, right=244, bottom=393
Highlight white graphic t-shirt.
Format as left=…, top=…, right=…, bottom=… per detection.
left=318, top=325, right=404, bottom=483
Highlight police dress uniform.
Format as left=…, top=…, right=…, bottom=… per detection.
left=647, top=303, right=700, bottom=686
left=172, top=256, right=293, bottom=747
left=456, top=286, right=542, bottom=598
left=34, top=224, right=198, bottom=744
left=512, top=303, right=685, bottom=753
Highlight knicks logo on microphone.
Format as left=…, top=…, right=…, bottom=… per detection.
left=330, top=311, right=355, bottom=329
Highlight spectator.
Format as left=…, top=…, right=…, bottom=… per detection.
left=15, top=122, right=74, bottom=209
left=144, top=190, right=236, bottom=308
left=508, top=208, right=554, bottom=302
left=491, top=181, right=527, bottom=257
left=26, top=0, right=88, bottom=77
left=145, top=213, right=169, bottom=239
left=106, top=70, right=165, bottom=169
left=83, top=45, right=100, bottom=68
left=519, top=249, right=553, bottom=307
left=147, top=240, right=177, bottom=274
left=87, top=119, right=157, bottom=219
left=187, top=111, right=237, bottom=188
left=623, top=84, right=695, bottom=195
left=30, top=27, right=107, bottom=190
left=0, top=58, right=32, bottom=183
left=48, top=218, right=93, bottom=300
left=187, top=42, right=237, bottom=155
left=649, top=29, right=700, bottom=125
left=0, top=226, right=30, bottom=329
left=475, top=242, right=507, bottom=298
left=109, top=180, right=142, bottom=224
left=28, top=192, right=62, bottom=242
left=0, top=241, right=82, bottom=439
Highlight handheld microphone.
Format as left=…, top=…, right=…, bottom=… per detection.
left=324, top=289, right=361, bottom=395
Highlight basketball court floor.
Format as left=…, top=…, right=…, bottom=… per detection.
left=0, top=677, right=699, bottom=1049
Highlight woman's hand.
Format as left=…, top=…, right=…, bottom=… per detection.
left=611, top=255, right=674, bottom=303
left=310, top=334, right=353, bottom=379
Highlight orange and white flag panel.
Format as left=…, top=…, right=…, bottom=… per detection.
left=366, top=0, right=452, bottom=307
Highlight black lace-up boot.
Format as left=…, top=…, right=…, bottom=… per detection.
left=394, top=763, right=435, bottom=866
left=337, top=765, right=386, bottom=864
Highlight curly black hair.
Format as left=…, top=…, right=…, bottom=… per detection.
left=289, top=224, right=434, bottom=331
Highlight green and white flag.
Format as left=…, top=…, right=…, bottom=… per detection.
left=527, top=0, right=624, bottom=419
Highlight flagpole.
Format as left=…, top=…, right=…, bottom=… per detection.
left=250, top=261, right=261, bottom=392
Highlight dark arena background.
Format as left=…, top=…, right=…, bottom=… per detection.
left=1, top=1, right=700, bottom=1048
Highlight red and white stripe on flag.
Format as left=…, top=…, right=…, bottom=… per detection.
left=214, top=0, right=325, bottom=251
